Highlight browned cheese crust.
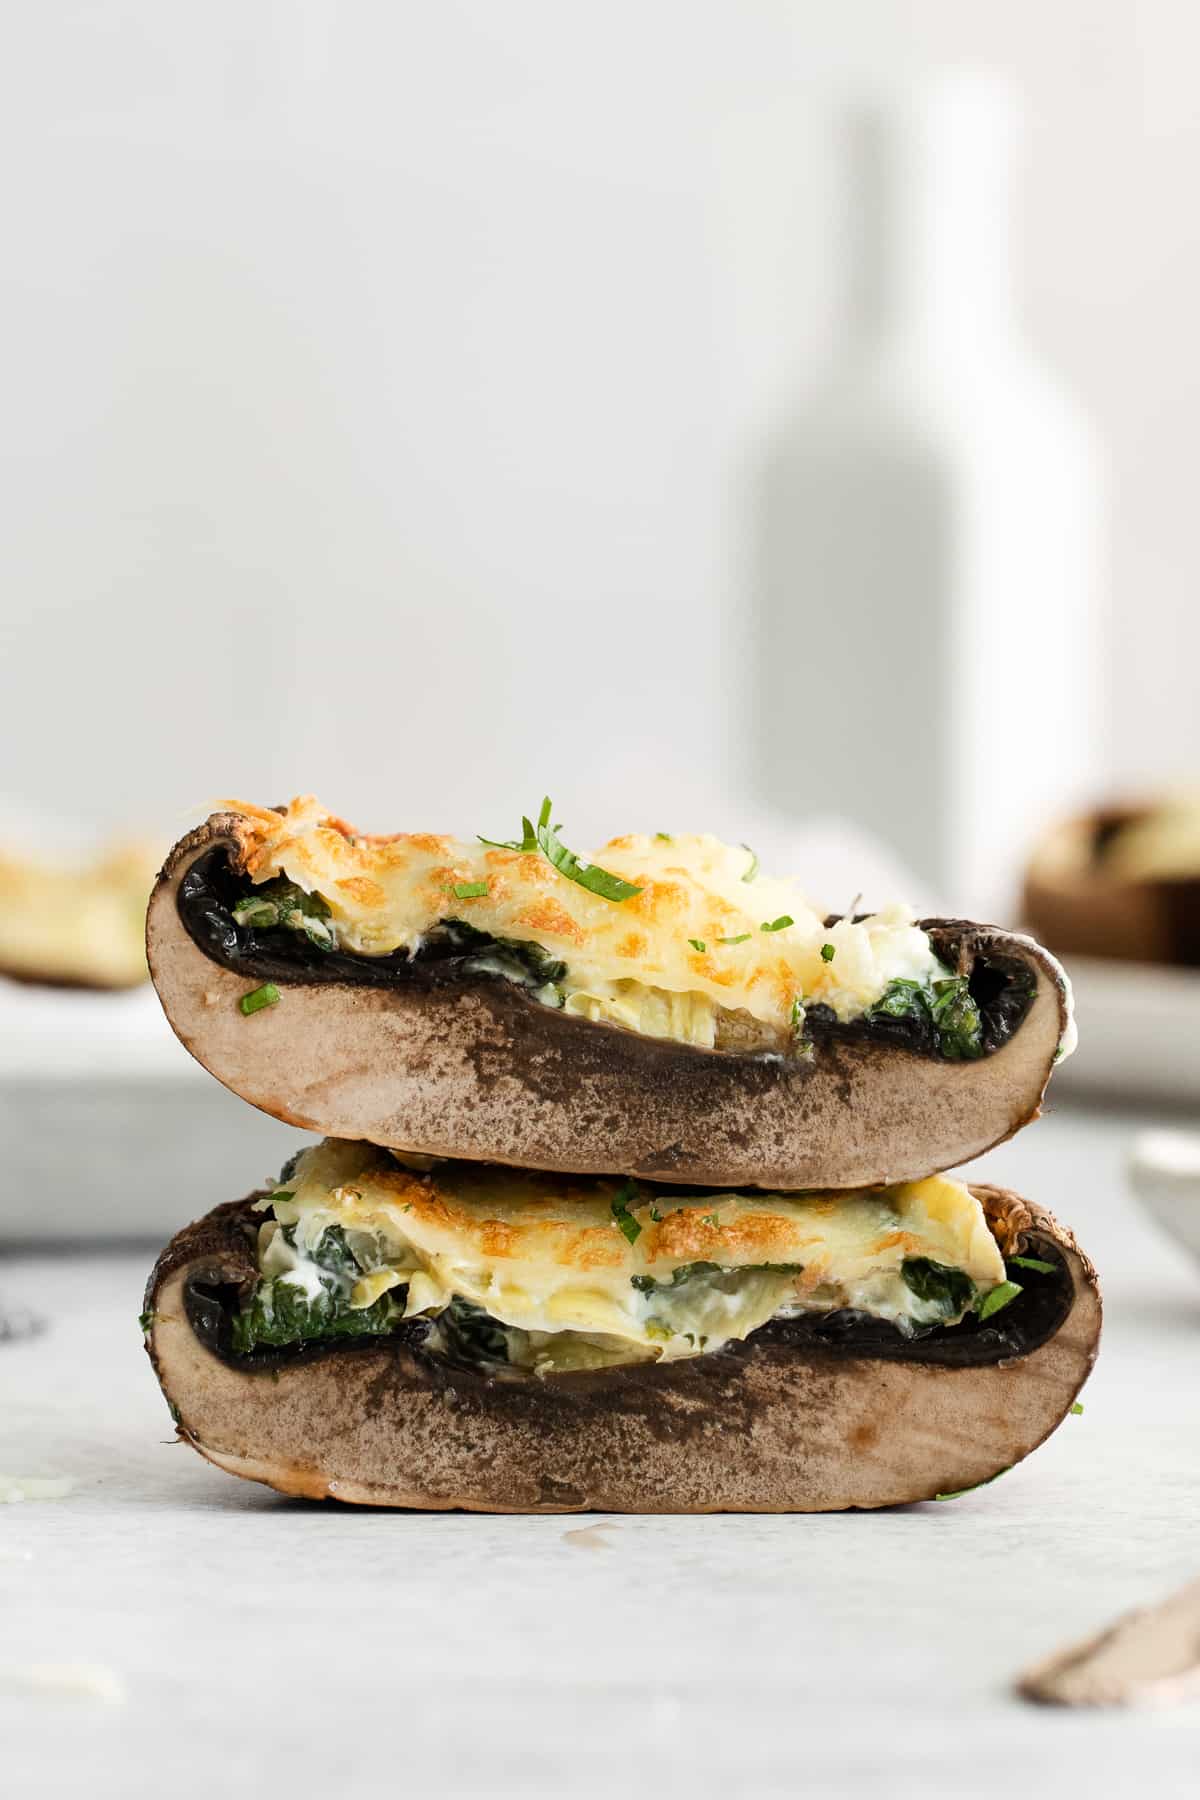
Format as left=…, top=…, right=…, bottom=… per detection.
left=143, top=1183, right=1100, bottom=1514
left=147, top=816, right=1072, bottom=1190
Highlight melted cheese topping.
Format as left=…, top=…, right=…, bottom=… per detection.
left=260, top=1140, right=1005, bottom=1370
left=0, top=840, right=160, bottom=988
left=226, top=796, right=942, bottom=1040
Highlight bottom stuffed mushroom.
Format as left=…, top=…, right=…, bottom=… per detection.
left=142, top=1143, right=1100, bottom=1513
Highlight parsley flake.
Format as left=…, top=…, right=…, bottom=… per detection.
left=239, top=983, right=280, bottom=1017
left=452, top=880, right=489, bottom=899
left=820, top=942, right=836, bottom=962
left=611, top=1180, right=642, bottom=1246
left=760, top=915, right=794, bottom=934
left=740, top=844, right=759, bottom=883
left=534, top=798, right=642, bottom=902
left=977, top=1280, right=1022, bottom=1321
left=688, top=938, right=706, bottom=953
left=1008, top=1256, right=1056, bottom=1275
left=717, top=932, right=751, bottom=945
left=481, top=801, right=642, bottom=902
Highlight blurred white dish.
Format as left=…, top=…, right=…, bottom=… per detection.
left=1049, top=956, right=1200, bottom=1102
left=1129, top=1129, right=1200, bottom=1267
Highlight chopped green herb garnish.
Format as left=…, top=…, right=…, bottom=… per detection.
left=611, top=1180, right=642, bottom=1246
left=1070, top=1401, right=1084, bottom=1416
left=478, top=816, right=539, bottom=852
left=528, top=797, right=642, bottom=903
left=702, top=1212, right=721, bottom=1229
left=452, top=880, right=489, bottom=899
left=239, top=983, right=280, bottom=1016
left=977, top=1279, right=1023, bottom=1321
left=820, top=942, right=836, bottom=962
left=717, top=932, right=751, bottom=945
left=760, top=915, right=794, bottom=934
left=656, top=832, right=672, bottom=842
left=688, top=938, right=706, bottom=953
left=790, top=997, right=806, bottom=1035
left=138, top=1309, right=155, bottom=1335
left=740, top=844, right=758, bottom=883
left=648, top=1200, right=664, bottom=1223
left=1008, top=1256, right=1056, bottom=1275
left=270, top=1190, right=294, bottom=1205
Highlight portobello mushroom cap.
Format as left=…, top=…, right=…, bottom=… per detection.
left=143, top=1183, right=1099, bottom=1513
left=147, top=814, right=1073, bottom=1190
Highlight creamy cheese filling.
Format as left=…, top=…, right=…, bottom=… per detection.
left=224, top=796, right=953, bottom=1050
left=240, top=1140, right=1009, bottom=1374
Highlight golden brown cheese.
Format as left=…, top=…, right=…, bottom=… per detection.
left=261, top=1141, right=1006, bottom=1369
left=225, top=795, right=942, bottom=1038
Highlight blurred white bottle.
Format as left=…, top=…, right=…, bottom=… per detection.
left=757, top=76, right=1104, bottom=920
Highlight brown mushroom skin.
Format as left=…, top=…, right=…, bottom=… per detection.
left=143, top=1183, right=1099, bottom=1513
left=148, top=816, right=1072, bottom=1189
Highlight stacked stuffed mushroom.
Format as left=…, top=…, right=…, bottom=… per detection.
left=142, top=797, right=1099, bottom=1512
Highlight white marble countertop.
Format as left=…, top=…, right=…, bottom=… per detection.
left=3, top=1099, right=1200, bottom=1797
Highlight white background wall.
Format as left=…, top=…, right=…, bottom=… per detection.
left=0, top=2, right=1194, bottom=860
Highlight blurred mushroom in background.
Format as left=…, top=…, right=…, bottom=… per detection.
left=0, top=836, right=162, bottom=990
left=1024, top=793, right=1200, bottom=969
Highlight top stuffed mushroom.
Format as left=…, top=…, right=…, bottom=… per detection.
left=146, top=796, right=1075, bottom=1191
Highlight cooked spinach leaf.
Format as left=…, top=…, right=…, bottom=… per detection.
left=231, top=1223, right=404, bottom=1353
left=232, top=878, right=334, bottom=951
left=432, top=1296, right=511, bottom=1367
left=868, top=977, right=930, bottom=1023
left=901, top=1257, right=976, bottom=1317
left=437, top=917, right=567, bottom=990
left=929, top=976, right=984, bottom=1060
left=631, top=1260, right=721, bottom=1294
left=631, top=1259, right=803, bottom=1296
left=232, top=1280, right=403, bottom=1353
left=866, top=972, right=984, bottom=1059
